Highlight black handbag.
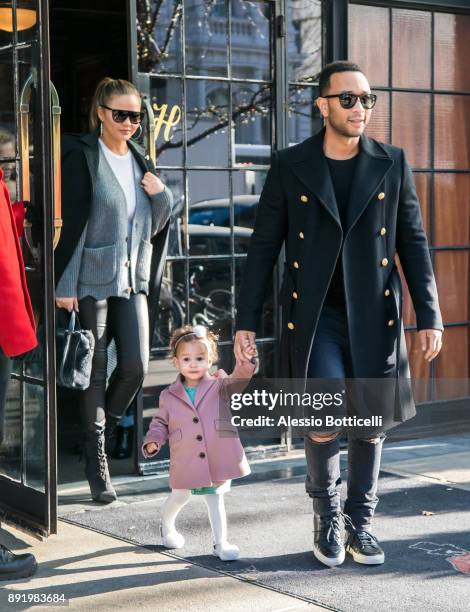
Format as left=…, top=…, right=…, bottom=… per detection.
left=56, top=310, right=95, bottom=390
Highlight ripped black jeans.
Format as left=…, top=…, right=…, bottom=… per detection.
left=304, top=305, right=384, bottom=530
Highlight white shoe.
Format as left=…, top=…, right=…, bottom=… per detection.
left=160, top=521, right=185, bottom=549
left=213, top=541, right=240, bottom=561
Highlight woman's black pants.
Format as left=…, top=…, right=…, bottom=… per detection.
left=78, top=292, right=149, bottom=433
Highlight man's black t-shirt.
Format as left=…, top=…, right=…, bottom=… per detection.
left=323, top=154, right=359, bottom=310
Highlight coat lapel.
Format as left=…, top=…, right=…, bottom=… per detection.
left=167, top=374, right=195, bottom=410
left=287, top=130, right=341, bottom=227
left=167, top=373, right=217, bottom=412
left=194, top=374, right=218, bottom=411
left=286, top=129, right=395, bottom=232
left=79, top=130, right=100, bottom=195
left=345, top=134, right=394, bottom=234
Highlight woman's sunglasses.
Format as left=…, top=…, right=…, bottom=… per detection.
left=101, top=104, right=145, bottom=124
left=323, top=92, right=377, bottom=110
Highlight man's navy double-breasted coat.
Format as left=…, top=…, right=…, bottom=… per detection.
left=235, top=128, right=443, bottom=424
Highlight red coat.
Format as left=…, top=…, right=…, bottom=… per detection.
left=0, top=169, right=37, bottom=357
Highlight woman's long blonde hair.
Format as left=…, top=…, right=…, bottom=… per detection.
left=89, top=77, right=141, bottom=131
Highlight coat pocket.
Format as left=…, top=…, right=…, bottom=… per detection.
left=214, top=419, right=238, bottom=437
left=136, top=239, right=153, bottom=282
left=80, top=244, right=117, bottom=285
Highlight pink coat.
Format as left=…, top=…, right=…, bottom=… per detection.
left=142, top=361, right=255, bottom=489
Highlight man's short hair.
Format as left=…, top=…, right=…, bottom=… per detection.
left=318, top=61, right=365, bottom=96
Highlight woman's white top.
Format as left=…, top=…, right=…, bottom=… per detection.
left=98, top=138, right=136, bottom=238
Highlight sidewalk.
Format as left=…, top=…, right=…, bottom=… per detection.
left=0, top=522, right=319, bottom=611
left=1, top=434, right=470, bottom=612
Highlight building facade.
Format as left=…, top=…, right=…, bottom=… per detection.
left=0, top=0, right=469, bottom=536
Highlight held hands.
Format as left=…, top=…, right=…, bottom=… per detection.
left=144, top=441, right=159, bottom=455
left=234, top=330, right=258, bottom=364
left=419, top=329, right=443, bottom=362
left=141, top=172, right=165, bottom=196
left=213, top=369, right=229, bottom=379
left=55, top=297, right=79, bottom=312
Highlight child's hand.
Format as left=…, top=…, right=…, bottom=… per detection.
left=213, top=368, right=228, bottom=379
left=144, top=442, right=159, bottom=455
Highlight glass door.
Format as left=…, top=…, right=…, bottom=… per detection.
left=0, top=0, right=59, bottom=537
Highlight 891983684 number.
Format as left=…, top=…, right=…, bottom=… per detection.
left=6, top=592, right=68, bottom=606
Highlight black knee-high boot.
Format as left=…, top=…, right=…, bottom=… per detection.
left=83, top=419, right=117, bottom=503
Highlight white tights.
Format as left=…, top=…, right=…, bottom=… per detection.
left=161, top=488, right=228, bottom=545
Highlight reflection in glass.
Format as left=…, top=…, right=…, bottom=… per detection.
left=434, top=94, right=470, bottom=170
left=0, top=377, right=21, bottom=482
left=392, top=9, right=431, bottom=89
left=434, top=251, right=469, bottom=323
left=137, top=0, right=183, bottom=75
left=434, top=174, right=470, bottom=247
left=153, top=258, right=234, bottom=348
left=161, top=170, right=184, bottom=257
left=235, top=258, right=275, bottom=340
left=231, top=0, right=271, bottom=81
left=365, top=91, right=389, bottom=144
left=232, top=82, right=272, bottom=166
left=434, top=13, right=470, bottom=93
left=392, top=92, right=431, bottom=169
left=24, top=382, right=45, bottom=492
left=185, top=0, right=228, bottom=77
left=152, top=260, right=186, bottom=351
left=288, top=84, right=321, bottom=145
left=288, top=0, right=322, bottom=83
left=186, top=258, right=233, bottom=341
left=150, top=77, right=183, bottom=166
left=188, top=170, right=230, bottom=254
left=435, top=327, right=470, bottom=388
left=186, top=80, right=229, bottom=166
left=349, top=4, right=389, bottom=87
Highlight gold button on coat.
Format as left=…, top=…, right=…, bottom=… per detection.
left=384, top=289, right=391, bottom=297
left=300, top=195, right=309, bottom=203
left=387, top=319, right=395, bottom=327
left=293, top=261, right=300, bottom=269
left=378, top=192, right=385, bottom=200
left=299, top=232, right=304, bottom=239
left=288, top=322, right=295, bottom=330
left=380, top=227, right=387, bottom=236
left=381, top=258, right=388, bottom=267
left=292, top=291, right=298, bottom=299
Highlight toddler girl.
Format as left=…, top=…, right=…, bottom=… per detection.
left=142, top=324, right=257, bottom=561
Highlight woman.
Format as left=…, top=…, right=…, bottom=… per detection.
left=55, top=78, right=173, bottom=503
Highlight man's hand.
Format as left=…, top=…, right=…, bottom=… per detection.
left=419, top=329, right=443, bottom=362
left=234, top=330, right=257, bottom=363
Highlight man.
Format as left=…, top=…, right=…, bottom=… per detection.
left=0, top=167, right=38, bottom=580
left=234, top=62, right=443, bottom=567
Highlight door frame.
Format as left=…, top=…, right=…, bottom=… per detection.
left=0, top=0, right=57, bottom=538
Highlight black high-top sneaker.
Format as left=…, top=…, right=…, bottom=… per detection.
left=345, top=529, right=385, bottom=565
left=0, top=545, right=37, bottom=581
left=313, top=513, right=345, bottom=567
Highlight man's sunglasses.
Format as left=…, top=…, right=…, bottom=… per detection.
left=322, top=92, right=377, bottom=109
left=101, top=104, right=145, bottom=124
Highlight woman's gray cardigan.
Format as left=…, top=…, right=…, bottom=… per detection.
left=56, top=145, right=172, bottom=300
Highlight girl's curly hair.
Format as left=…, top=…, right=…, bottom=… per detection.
left=169, top=325, right=219, bottom=363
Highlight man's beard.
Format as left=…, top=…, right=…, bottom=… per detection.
left=327, top=114, right=366, bottom=138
